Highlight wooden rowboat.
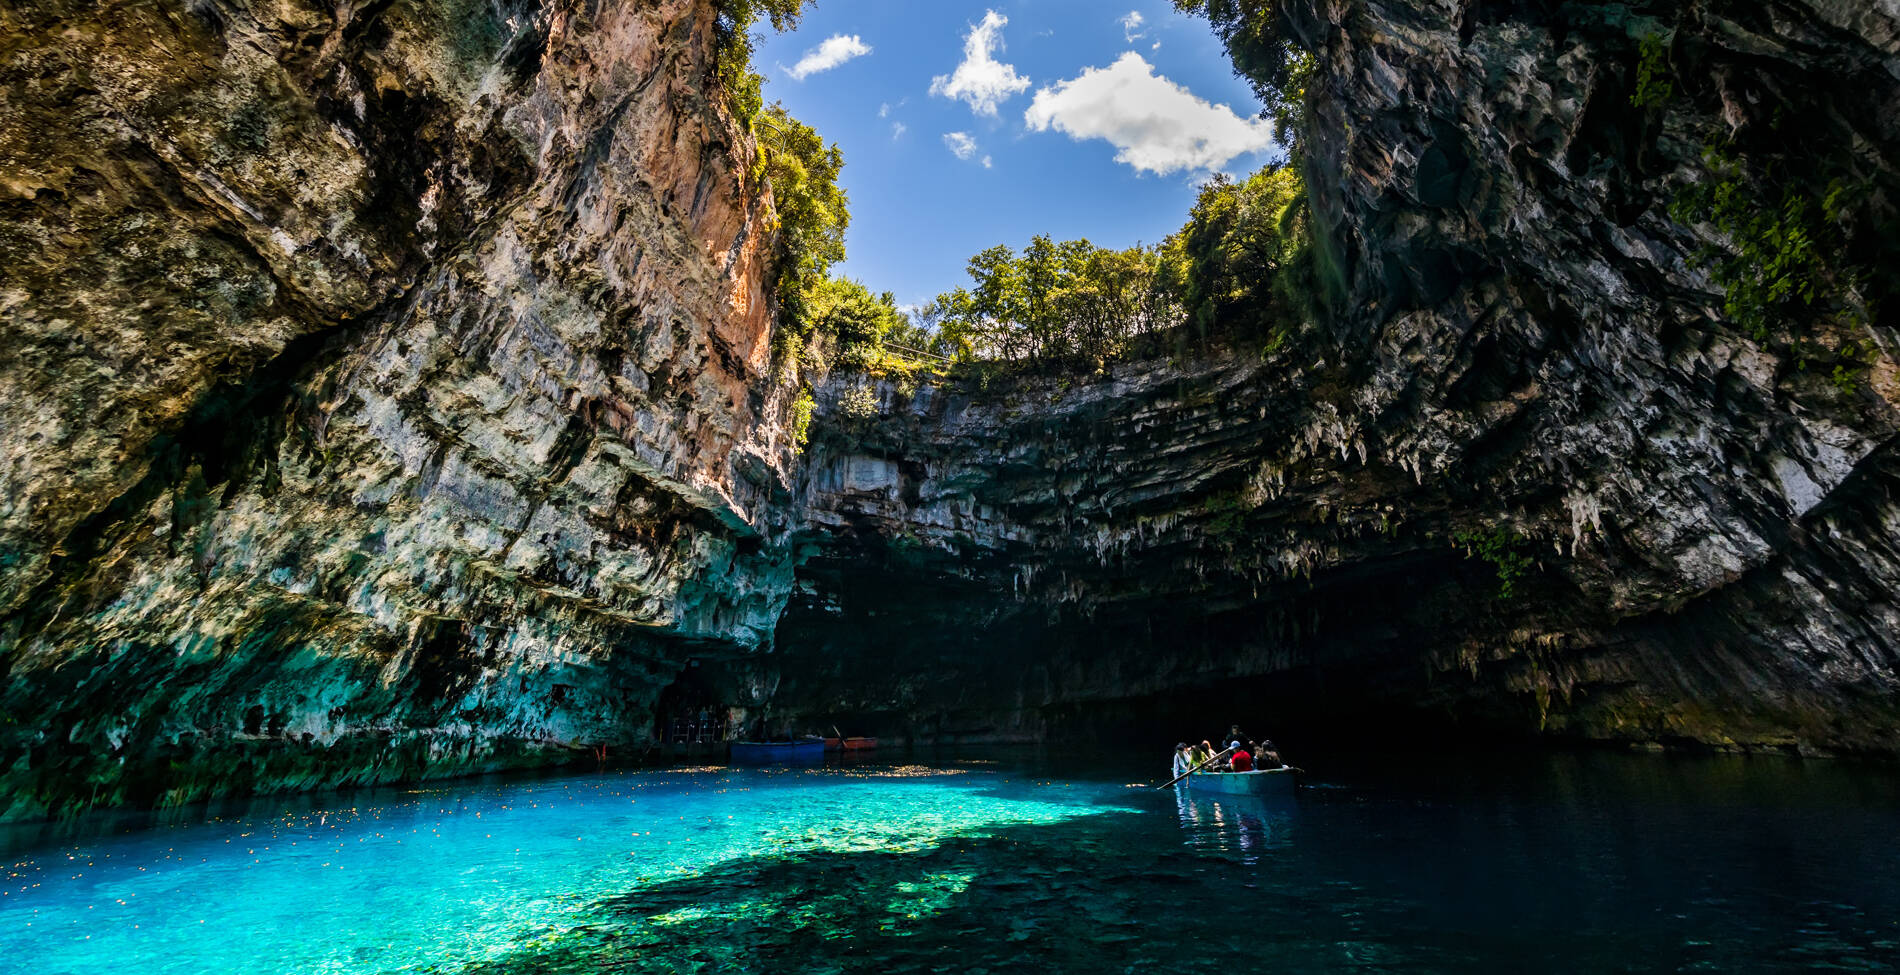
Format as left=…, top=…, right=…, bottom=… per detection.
left=729, top=738, right=826, bottom=764
left=822, top=736, right=878, bottom=751
left=1186, top=767, right=1297, bottom=797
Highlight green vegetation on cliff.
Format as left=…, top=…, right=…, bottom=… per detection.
left=753, top=111, right=905, bottom=375
left=1669, top=140, right=1881, bottom=355
left=754, top=105, right=848, bottom=342
left=1172, top=0, right=1312, bottom=146
left=1169, top=164, right=1327, bottom=335
left=1614, top=13, right=1894, bottom=362
left=894, top=0, right=1332, bottom=373
left=712, top=1, right=905, bottom=381
left=712, top=0, right=807, bottom=120
left=803, top=277, right=905, bottom=369
left=921, top=162, right=1324, bottom=371
left=926, top=237, right=1179, bottom=366
left=1452, top=527, right=1536, bottom=602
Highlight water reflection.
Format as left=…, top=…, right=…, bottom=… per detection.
left=1171, top=783, right=1297, bottom=862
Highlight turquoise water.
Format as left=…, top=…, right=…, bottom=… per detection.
left=5, top=749, right=1899, bottom=973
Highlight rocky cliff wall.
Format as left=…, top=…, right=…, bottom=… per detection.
left=776, top=0, right=1900, bottom=755
left=0, top=0, right=800, bottom=820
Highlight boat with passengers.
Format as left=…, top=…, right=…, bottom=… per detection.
left=1186, top=767, right=1297, bottom=797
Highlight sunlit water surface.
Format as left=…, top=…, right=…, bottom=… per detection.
left=5, top=749, right=1899, bottom=973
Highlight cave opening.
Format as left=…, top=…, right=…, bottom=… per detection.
left=1040, top=668, right=1534, bottom=761
left=651, top=657, right=741, bottom=746
left=768, top=531, right=1561, bottom=753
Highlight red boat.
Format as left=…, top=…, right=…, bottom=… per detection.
left=821, top=736, right=878, bottom=752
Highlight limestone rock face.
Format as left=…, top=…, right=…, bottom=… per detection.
left=0, top=0, right=800, bottom=820
left=778, top=0, right=1900, bottom=754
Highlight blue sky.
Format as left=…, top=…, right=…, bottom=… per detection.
left=751, top=1, right=1281, bottom=308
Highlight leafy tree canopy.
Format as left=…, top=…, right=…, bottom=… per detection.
left=805, top=277, right=905, bottom=368
left=709, top=3, right=881, bottom=398
left=1171, top=0, right=1312, bottom=143
left=712, top=0, right=807, bottom=120
left=1166, top=163, right=1317, bottom=334
left=757, top=104, right=848, bottom=323
left=931, top=236, right=1180, bottom=367
left=920, top=164, right=1327, bottom=371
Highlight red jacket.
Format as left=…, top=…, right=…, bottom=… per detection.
left=1230, top=749, right=1254, bottom=772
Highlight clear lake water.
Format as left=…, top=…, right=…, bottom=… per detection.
left=4, top=746, right=1899, bottom=973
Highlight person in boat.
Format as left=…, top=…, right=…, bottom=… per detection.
left=1227, top=725, right=1247, bottom=750
left=1191, top=740, right=1216, bottom=768
left=1172, top=742, right=1192, bottom=777
left=1257, top=739, right=1285, bottom=769
left=1229, top=742, right=1255, bottom=772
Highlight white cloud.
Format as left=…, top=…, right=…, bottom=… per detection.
left=1023, top=52, right=1276, bottom=175
left=878, top=102, right=892, bottom=118
left=929, top=10, right=1031, bottom=116
left=1120, top=11, right=1146, bottom=42
left=892, top=121, right=908, bottom=140
left=943, top=131, right=981, bottom=160
left=982, top=155, right=994, bottom=169
left=786, top=34, right=871, bottom=80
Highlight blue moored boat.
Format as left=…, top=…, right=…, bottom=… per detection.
left=729, top=737, right=826, bottom=764
left=1187, top=767, right=1297, bottom=797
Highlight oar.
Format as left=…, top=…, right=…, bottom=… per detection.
left=1155, top=746, right=1235, bottom=790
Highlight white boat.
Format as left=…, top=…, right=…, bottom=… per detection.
left=1186, top=767, right=1298, bottom=797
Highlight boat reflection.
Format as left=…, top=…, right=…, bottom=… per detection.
left=1172, top=784, right=1297, bottom=863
